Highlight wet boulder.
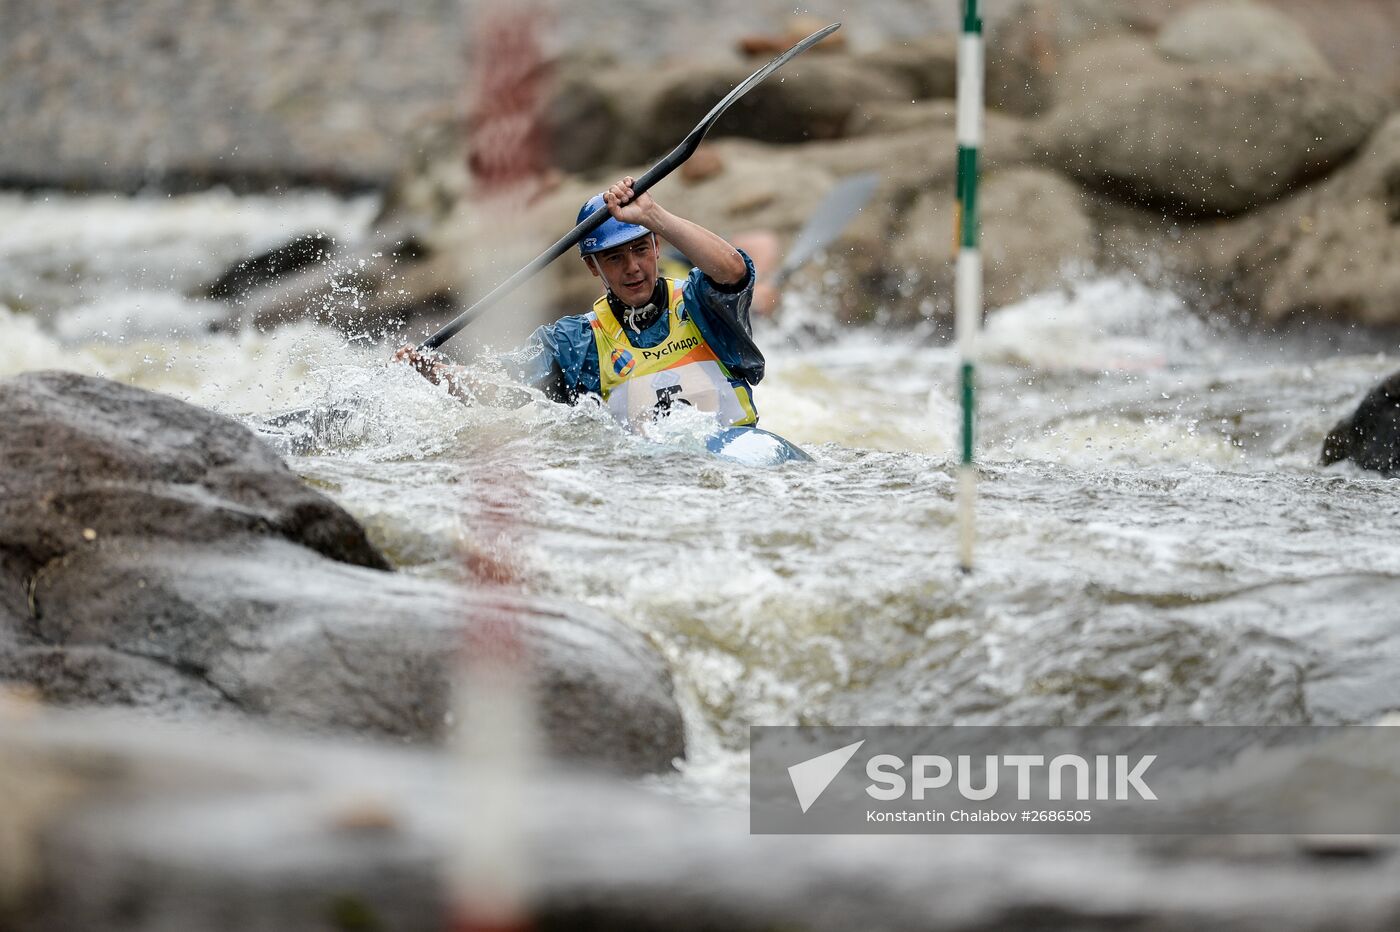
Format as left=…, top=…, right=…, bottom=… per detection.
left=1194, top=113, right=1400, bottom=325
left=229, top=238, right=459, bottom=336
left=26, top=538, right=684, bottom=775
left=845, top=99, right=956, bottom=138
left=1034, top=37, right=1385, bottom=216
left=987, top=0, right=1162, bottom=117
left=200, top=231, right=337, bottom=302
left=853, top=34, right=957, bottom=101
left=1156, top=0, right=1334, bottom=78
left=0, top=370, right=390, bottom=600
left=634, top=55, right=918, bottom=158
left=549, top=65, right=624, bottom=173
left=1322, top=370, right=1400, bottom=475
left=0, top=371, right=685, bottom=775
left=893, top=167, right=1096, bottom=316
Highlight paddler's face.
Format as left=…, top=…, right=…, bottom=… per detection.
left=586, top=235, right=658, bottom=307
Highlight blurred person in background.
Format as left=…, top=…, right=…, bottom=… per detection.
left=659, top=230, right=783, bottom=316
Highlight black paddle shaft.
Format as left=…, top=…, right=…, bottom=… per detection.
left=419, top=22, right=841, bottom=352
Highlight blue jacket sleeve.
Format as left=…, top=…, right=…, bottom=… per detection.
left=496, top=314, right=601, bottom=401
left=682, top=250, right=764, bottom=384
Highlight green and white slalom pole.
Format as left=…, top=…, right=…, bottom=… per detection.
left=955, top=0, right=983, bottom=573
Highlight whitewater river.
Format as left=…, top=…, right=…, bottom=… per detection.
left=3, top=189, right=1398, bottom=802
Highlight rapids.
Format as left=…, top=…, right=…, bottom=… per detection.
left=3, top=189, right=1398, bottom=804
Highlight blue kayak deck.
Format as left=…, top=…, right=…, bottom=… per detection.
left=705, top=426, right=812, bottom=466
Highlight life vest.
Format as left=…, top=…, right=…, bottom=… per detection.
left=587, top=278, right=758, bottom=429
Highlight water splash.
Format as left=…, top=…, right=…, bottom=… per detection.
left=981, top=276, right=1222, bottom=373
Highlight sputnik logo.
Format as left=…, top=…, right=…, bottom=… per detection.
left=788, top=740, right=865, bottom=813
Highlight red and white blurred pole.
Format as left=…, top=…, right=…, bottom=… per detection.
left=447, top=595, right=537, bottom=932
left=446, top=2, right=552, bottom=930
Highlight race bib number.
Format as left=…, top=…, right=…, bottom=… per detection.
left=607, top=362, right=746, bottom=429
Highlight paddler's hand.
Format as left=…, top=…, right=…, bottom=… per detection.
left=603, top=176, right=659, bottom=228
left=392, top=344, right=451, bottom=385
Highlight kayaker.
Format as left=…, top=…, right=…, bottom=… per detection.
left=395, top=175, right=765, bottom=429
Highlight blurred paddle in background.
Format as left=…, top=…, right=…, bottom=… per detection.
left=769, top=171, right=878, bottom=291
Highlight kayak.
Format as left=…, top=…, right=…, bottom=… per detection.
left=705, top=425, right=812, bottom=467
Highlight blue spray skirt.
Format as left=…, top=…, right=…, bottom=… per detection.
left=704, top=426, right=812, bottom=467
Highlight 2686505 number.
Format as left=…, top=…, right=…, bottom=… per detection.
left=1024, top=810, right=1092, bottom=822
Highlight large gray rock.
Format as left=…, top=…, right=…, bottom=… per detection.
left=987, top=0, right=1163, bottom=117
left=893, top=167, right=1096, bottom=314
left=1192, top=113, right=1400, bottom=325
left=1051, top=35, right=1183, bottom=98
left=1157, top=1, right=1333, bottom=78
left=846, top=99, right=957, bottom=138
left=0, top=372, right=685, bottom=775
left=1322, top=370, right=1400, bottom=475
left=853, top=34, right=957, bottom=101
left=1034, top=42, right=1385, bottom=216
left=200, top=232, right=338, bottom=302
left=0, top=369, right=390, bottom=602
left=635, top=55, right=919, bottom=158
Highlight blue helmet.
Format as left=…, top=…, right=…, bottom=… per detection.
left=577, top=194, right=651, bottom=257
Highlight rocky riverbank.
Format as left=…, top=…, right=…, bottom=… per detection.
left=0, top=370, right=685, bottom=776
left=186, top=0, right=1400, bottom=342
left=8, top=2, right=1400, bottom=329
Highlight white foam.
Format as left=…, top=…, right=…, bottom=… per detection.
left=0, top=189, right=375, bottom=258
left=0, top=305, right=109, bottom=378
left=981, top=276, right=1218, bottom=373
left=0, top=189, right=376, bottom=319
left=1008, top=413, right=1247, bottom=467
left=54, top=291, right=227, bottom=342
left=759, top=333, right=959, bottom=454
